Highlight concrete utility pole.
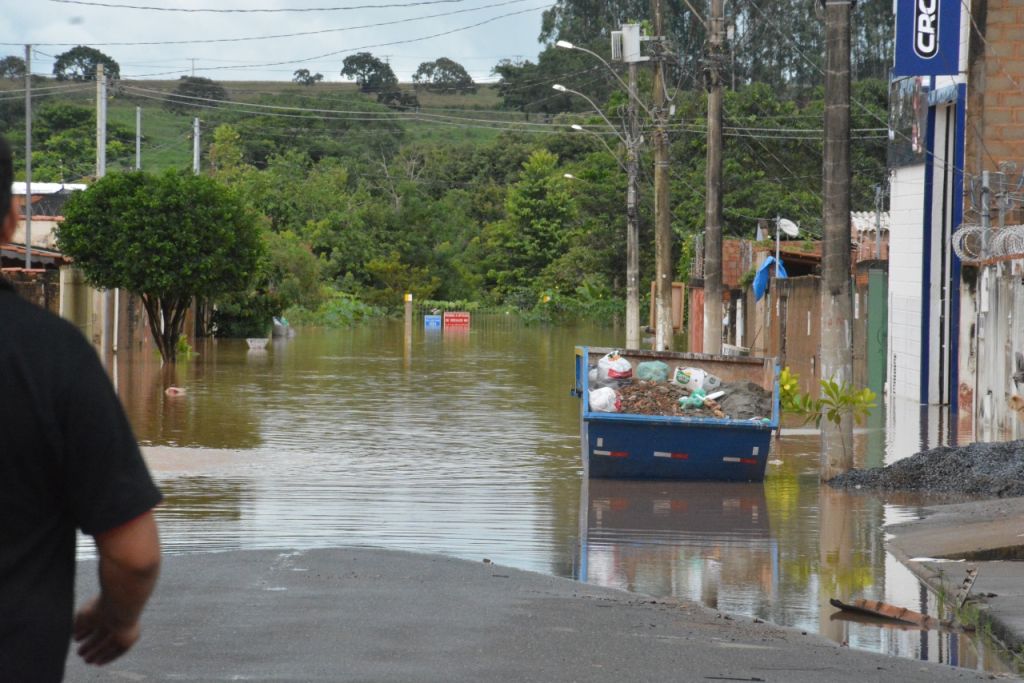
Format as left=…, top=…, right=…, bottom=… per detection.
left=625, top=60, right=641, bottom=350
left=651, top=0, right=673, bottom=351
left=96, top=64, right=107, bottom=177
left=193, top=117, right=201, bottom=174
left=820, top=0, right=854, bottom=479
left=24, top=45, right=32, bottom=270
left=135, top=106, right=142, bottom=170
left=703, top=0, right=725, bottom=356
left=97, top=63, right=113, bottom=358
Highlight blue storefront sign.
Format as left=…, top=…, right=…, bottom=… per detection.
left=893, top=0, right=961, bottom=77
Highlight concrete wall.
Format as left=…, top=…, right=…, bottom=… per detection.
left=12, top=217, right=61, bottom=250
left=887, top=164, right=928, bottom=401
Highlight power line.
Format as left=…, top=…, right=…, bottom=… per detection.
left=118, top=5, right=548, bottom=78
left=49, top=0, right=480, bottom=11
left=23, top=0, right=535, bottom=47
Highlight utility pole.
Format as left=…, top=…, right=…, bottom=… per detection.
left=96, top=64, right=107, bottom=177
left=135, top=106, right=142, bottom=170
left=24, top=45, right=32, bottom=270
left=651, top=0, right=673, bottom=351
left=820, top=0, right=854, bottom=479
left=625, top=60, right=641, bottom=350
left=193, top=117, right=201, bottom=174
left=703, top=0, right=725, bottom=355
left=97, top=63, right=113, bottom=358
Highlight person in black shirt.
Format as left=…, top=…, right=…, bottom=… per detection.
left=0, top=135, right=163, bottom=680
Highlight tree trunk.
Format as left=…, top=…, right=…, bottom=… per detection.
left=141, top=293, right=192, bottom=364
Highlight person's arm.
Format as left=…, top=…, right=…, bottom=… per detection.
left=73, top=510, right=161, bottom=666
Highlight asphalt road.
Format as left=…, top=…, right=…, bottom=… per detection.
left=63, top=547, right=998, bottom=682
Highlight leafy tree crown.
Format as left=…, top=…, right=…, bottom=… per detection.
left=52, top=46, right=120, bottom=81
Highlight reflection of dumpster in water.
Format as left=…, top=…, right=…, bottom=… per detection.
left=578, top=480, right=778, bottom=614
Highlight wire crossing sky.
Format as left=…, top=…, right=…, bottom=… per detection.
left=2, top=0, right=552, bottom=81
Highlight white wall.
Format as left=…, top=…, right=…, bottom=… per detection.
left=888, top=164, right=927, bottom=401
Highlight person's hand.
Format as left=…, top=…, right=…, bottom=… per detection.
left=73, top=596, right=141, bottom=665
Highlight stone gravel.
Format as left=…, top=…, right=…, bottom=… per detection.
left=829, top=439, right=1024, bottom=497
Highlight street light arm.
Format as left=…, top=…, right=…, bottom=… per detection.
left=552, top=84, right=625, bottom=142
left=556, top=41, right=655, bottom=119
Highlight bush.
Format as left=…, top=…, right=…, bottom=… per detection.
left=283, top=290, right=384, bottom=327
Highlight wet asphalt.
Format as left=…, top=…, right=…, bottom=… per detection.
left=64, top=547, right=998, bottom=682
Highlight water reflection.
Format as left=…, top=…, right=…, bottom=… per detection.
left=106, top=320, right=1015, bottom=674
left=577, top=433, right=1015, bottom=674
left=580, top=481, right=776, bottom=611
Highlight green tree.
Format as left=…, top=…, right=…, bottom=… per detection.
left=28, top=101, right=133, bottom=182
left=412, top=58, right=475, bottom=94
left=52, top=45, right=120, bottom=81
left=341, top=52, right=398, bottom=93
left=166, top=76, right=228, bottom=113
left=208, top=123, right=245, bottom=173
left=492, top=44, right=612, bottom=115
left=292, top=68, right=323, bottom=86
left=482, top=149, right=577, bottom=303
left=0, top=55, right=26, bottom=80
left=57, top=170, right=263, bottom=362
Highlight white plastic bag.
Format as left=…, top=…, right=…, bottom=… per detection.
left=589, top=386, right=621, bottom=412
left=597, top=351, right=633, bottom=381
left=671, top=366, right=706, bottom=393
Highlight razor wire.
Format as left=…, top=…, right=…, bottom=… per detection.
left=953, top=224, right=1024, bottom=263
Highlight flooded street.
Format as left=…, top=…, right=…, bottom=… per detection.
left=105, top=318, right=1015, bottom=675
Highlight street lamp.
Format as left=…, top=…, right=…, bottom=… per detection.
left=554, top=40, right=653, bottom=119
left=555, top=82, right=643, bottom=350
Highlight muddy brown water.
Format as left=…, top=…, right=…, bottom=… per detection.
left=92, top=317, right=1018, bottom=676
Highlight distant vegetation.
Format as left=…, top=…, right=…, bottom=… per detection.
left=1, top=2, right=893, bottom=331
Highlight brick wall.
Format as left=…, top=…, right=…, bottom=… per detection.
left=966, top=0, right=1024, bottom=225
left=2, top=269, right=60, bottom=314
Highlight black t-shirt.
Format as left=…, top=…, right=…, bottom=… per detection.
left=0, top=277, right=163, bottom=681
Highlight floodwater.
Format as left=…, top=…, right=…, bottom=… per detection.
left=102, top=317, right=1016, bottom=675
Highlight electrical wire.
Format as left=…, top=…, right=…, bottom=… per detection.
left=23, top=0, right=536, bottom=47
left=49, top=0, right=480, bottom=12
left=118, top=5, right=549, bottom=78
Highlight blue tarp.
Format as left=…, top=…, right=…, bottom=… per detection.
left=752, top=256, right=787, bottom=302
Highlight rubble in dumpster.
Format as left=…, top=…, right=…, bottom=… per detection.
left=613, top=379, right=771, bottom=420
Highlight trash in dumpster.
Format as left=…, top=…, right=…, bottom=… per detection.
left=597, top=351, right=633, bottom=381
left=588, top=386, right=620, bottom=412
left=636, top=360, right=670, bottom=382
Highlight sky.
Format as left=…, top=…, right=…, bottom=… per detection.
left=0, top=0, right=553, bottom=83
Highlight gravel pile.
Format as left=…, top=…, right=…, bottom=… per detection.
left=829, top=439, right=1024, bottom=497
left=611, top=380, right=772, bottom=420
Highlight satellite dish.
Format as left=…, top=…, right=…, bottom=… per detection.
left=778, top=218, right=799, bottom=237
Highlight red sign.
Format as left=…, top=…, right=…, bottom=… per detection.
left=443, top=311, right=471, bottom=328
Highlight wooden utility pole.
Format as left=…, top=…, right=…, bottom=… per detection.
left=625, top=61, right=641, bottom=350
left=651, top=0, right=673, bottom=351
left=820, top=0, right=854, bottom=479
left=703, top=0, right=725, bottom=355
